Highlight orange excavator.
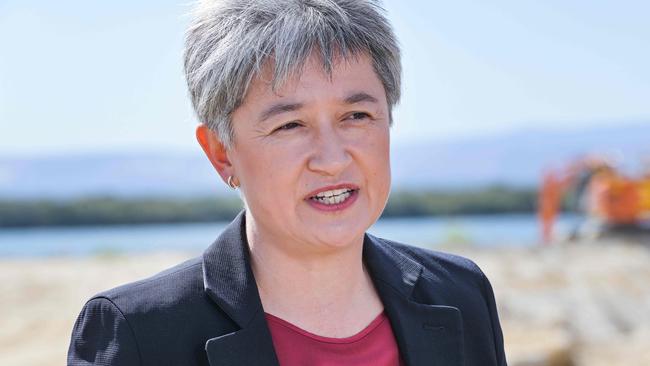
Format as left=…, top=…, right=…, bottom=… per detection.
left=538, top=155, right=650, bottom=243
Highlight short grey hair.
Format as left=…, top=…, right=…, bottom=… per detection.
left=184, top=0, right=401, bottom=148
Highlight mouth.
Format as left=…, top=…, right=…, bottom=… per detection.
left=309, top=188, right=359, bottom=205
left=305, top=184, right=360, bottom=207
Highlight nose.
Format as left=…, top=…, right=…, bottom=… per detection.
left=307, top=124, right=352, bottom=177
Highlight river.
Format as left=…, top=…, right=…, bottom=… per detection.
left=0, top=213, right=582, bottom=257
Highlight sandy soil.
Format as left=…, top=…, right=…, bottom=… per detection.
left=1, top=240, right=649, bottom=366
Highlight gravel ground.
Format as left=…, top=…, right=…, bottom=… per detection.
left=1, top=239, right=648, bottom=366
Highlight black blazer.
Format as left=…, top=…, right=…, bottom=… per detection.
left=68, top=211, right=507, bottom=366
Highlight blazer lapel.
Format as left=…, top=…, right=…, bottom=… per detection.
left=364, top=233, right=465, bottom=366
left=204, top=310, right=278, bottom=366
left=202, top=211, right=279, bottom=366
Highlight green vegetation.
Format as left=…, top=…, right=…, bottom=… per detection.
left=0, top=186, right=543, bottom=228
left=0, top=196, right=244, bottom=227
left=382, top=185, right=539, bottom=217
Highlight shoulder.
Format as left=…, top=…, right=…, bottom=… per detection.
left=366, top=233, right=493, bottom=308
left=369, top=234, right=486, bottom=283
left=93, top=256, right=204, bottom=311
left=69, top=256, right=231, bottom=365
left=367, top=235, right=507, bottom=365
left=68, top=295, right=142, bottom=365
left=84, top=255, right=230, bottom=337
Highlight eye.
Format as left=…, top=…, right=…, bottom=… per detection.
left=347, top=112, right=371, bottom=121
left=273, top=121, right=301, bottom=133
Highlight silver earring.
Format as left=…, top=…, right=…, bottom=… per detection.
left=227, top=175, right=239, bottom=190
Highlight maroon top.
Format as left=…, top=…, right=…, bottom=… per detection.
left=265, top=311, right=404, bottom=366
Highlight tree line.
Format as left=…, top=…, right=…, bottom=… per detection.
left=0, top=185, right=551, bottom=228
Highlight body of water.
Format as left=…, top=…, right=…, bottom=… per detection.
left=0, top=213, right=582, bottom=257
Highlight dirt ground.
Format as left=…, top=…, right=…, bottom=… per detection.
left=1, top=240, right=649, bottom=366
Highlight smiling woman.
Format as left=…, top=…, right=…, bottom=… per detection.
left=67, top=1, right=506, bottom=365
left=199, top=53, right=392, bottom=257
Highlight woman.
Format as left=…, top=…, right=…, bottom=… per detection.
left=68, top=1, right=507, bottom=365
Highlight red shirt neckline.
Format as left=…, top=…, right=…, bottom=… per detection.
left=264, top=311, right=387, bottom=345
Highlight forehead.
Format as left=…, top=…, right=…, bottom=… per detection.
left=240, top=52, right=387, bottom=109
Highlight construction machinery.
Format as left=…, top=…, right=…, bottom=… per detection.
left=538, top=155, right=650, bottom=243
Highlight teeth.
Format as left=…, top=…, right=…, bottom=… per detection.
left=315, top=188, right=349, bottom=198
left=313, top=190, right=353, bottom=205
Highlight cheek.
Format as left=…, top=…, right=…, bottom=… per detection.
left=372, top=129, right=391, bottom=170
left=359, top=129, right=391, bottom=194
left=237, top=145, right=300, bottom=203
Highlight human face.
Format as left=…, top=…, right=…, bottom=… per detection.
left=229, top=53, right=391, bottom=254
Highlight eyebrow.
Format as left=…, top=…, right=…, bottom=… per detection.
left=344, top=92, right=379, bottom=105
left=257, top=92, right=379, bottom=123
left=259, top=102, right=303, bottom=123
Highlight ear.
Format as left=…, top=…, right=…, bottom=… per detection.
left=196, top=124, right=234, bottom=185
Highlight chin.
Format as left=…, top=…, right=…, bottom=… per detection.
left=307, top=223, right=368, bottom=249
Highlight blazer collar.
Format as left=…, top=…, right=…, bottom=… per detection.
left=202, top=210, right=260, bottom=328
left=363, top=233, right=465, bottom=366
left=202, top=210, right=464, bottom=366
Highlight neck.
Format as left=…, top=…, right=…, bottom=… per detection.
left=245, top=212, right=382, bottom=330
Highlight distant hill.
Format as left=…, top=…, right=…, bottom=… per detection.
left=392, top=122, right=650, bottom=189
left=0, top=152, right=227, bottom=199
left=1, top=122, right=648, bottom=199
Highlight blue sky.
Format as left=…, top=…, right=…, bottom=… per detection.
left=1, top=0, right=649, bottom=155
